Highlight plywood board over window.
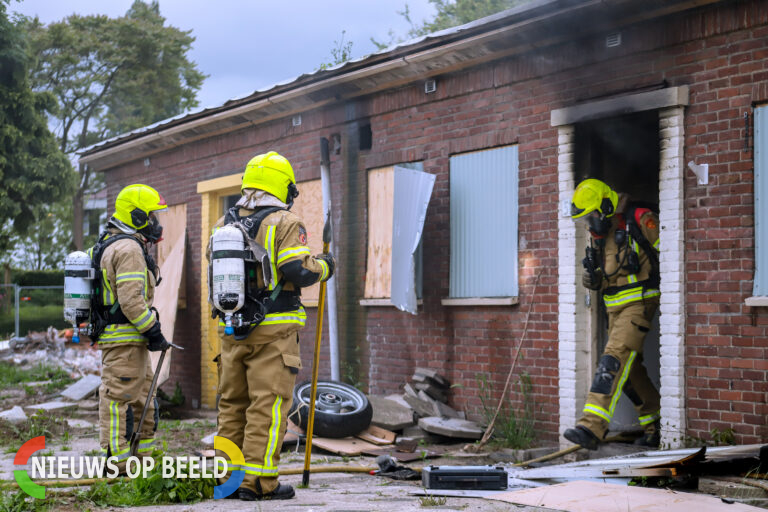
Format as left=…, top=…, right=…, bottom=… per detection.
left=152, top=202, right=186, bottom=385
left=365, top=167, right=395, bottom=298
left=291, top=179, right=323, bottom=305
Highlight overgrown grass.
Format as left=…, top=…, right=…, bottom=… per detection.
left=77, top=463, right=214, bottom=506
left=0, top=361, right=73, bottom=390
left=476, top=372, right=536, bottom=449
left=419, top=494, right=447, bottom=507
left=0, top=413, right=68, bottom=448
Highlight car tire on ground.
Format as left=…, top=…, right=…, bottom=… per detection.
left=288, top=380, right=373, bottom=438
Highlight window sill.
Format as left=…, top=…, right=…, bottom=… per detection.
left=441, top=297, right=519, bottom=306
left=359, top=298, right=423, bottom=307
left=745, top=296, right=768, bottom=307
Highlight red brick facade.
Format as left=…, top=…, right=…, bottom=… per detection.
left=101, top=1, right=767, bottom=444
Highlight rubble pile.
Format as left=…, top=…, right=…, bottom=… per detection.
left=370, top=367, right=484, bottom=445
left=2, top=327, right=101, bottom=376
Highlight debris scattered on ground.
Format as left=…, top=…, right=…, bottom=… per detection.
left=2, top=327, right=101, bottom=378
left=61, top=374, right=102, bottom=401
left=488, top=480, right=761, bottom=511
left=419, top=417, right=484, bottom=439
left=369, top=395, right=415, bottom=431
left=0, top=406, right=27, bottom=424
left=66, top=418, right=95, bottom=429
left=23, top=400, right=77, bottom=413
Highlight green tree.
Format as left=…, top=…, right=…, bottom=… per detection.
left=23, top=1, right=206, bottom=250
left=0, top=1, right=74, bottom=266
left=373, top=0, right=533, bottom=49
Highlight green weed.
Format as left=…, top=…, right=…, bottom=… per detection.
left=476, top=372, right=535, bottom=449
left=419, top=494, right=447, bottom=507
left=77, top=462, right=214, bottom=506
left=0, top=413, right=68, bottom=447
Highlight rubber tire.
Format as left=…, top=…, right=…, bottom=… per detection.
left=289, top=380, right=373, bottom=438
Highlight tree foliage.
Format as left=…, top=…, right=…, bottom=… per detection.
left=319, top=30, right=354, bottom=70
left=22, top=0, right=206, bottom=250
left=373, top=0, right=533, bottom=50
left=0, top=1, right=73, bottom=258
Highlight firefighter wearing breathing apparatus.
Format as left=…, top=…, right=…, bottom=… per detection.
left=564, top=178, right=662, bottom=450
left=92, top=184, right=170, bottom=467
left=209, top=151, right=334, bottom=501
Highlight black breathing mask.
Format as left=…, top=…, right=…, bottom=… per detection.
left=139, top=213, right=163, bottom=243
left=587, top=214, right=611, bottom=237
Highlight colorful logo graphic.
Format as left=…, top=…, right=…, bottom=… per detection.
left=14, top=436, right=46, bottom=499
left=213, top=435, right=244, bottom=499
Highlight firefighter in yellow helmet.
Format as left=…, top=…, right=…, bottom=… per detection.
left=565, top=178, right=662, bottom=450
left=92, top=184, right=170, bottom=468
left=209, top=151, right=334, bottom=501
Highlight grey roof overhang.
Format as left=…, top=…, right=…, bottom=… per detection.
left=78, top=0, right=723, bottom=171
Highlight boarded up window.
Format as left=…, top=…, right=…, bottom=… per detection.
left=291, top=179, right=324, bottom=303
left=755, top=105, right=768, bottom=296
left=449, top=146, right=519, bottom=298
left=364, top=163, right=425, bottom=300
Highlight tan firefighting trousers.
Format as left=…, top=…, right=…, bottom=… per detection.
left=216, top=333, right=301, bottom=494
left=98, top=345, right=158, bottom=461
left=579, top=299, right=661, bottom=439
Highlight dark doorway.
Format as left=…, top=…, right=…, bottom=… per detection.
left=573, top=109, right=661, bottom=432
left=574, top=110, right=659, bottom=205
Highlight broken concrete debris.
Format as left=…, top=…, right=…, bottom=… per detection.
left=61, top=374, right=102, bottom=401
left=0, top=405, right=27, bottom=424
left=23, top=400, right=77, bottom=412
left=370, top=368, right=484, bottom=446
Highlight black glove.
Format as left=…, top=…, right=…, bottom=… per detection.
left=144, top=323, right=171, bottom=352
left=582, top=268, right=603, bottom=290
left=316, top=252, right=336, bottom=281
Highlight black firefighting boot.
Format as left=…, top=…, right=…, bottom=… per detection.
left=563, top=425, right=600, bottom=450
left=239, top=482, right=295, bottom=501
left=634, top=420, right=661, bottom=448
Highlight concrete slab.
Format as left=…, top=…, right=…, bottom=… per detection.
left=369, top=395, right=415, bottom=431
left=403, top=394, right=434, bottom=419
left=0, top=406, right=27, bottom=424
left=61, top=374, right=102, bottom=401
left=66, top=418, right=95, bottom=429
left=201, top=431, right=217, bottom=445
left=24, top=401, right=77, bottom=413
left=78, top=399, right=99, bottom=411
left=414, top=367, right=449, bottom=387
left=415, top=382, right=447, bottom=402
left=419, top=417, right=484, bottom=439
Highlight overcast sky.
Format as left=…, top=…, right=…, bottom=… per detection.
left=11, top=0, right=436, bottom=110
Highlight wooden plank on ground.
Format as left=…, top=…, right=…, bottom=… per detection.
left=311, top=436, right=380, bottom=456
left=489, top=480, right=760, bottom=511
left=356, top=425, right=396, bottom=445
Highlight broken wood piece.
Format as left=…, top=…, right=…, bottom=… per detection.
left=356, top=425, right=396, bottom=445
left=311, top=436, right=380, bottom=456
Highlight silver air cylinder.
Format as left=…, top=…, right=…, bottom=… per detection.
left=210, top=225, right=246, bottom=335
left=64, top=251, right=94, bottom=343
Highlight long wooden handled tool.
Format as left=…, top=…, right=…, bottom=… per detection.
left=302, top=212, right=331, bottom=486
left=129, top=342, right=183, bottom=457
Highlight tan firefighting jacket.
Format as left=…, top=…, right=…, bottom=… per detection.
left=91, top=229, right=158, bottom=348
left=208, top=207, right=330, bottom=344
left=595, top=208, right=660, bottom=311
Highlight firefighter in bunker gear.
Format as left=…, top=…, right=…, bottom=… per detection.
left=95, top=184, right=170, bottom=466
left=564, top=179, right=662, bottom=450
left=210, top=151, right=335, bottom=501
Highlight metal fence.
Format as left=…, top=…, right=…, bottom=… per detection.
left=0, top=284, right=66, bottom=339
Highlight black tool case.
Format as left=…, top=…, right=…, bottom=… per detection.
left=422, top=465, right=508, bottom=490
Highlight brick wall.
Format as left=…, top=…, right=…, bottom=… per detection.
left=102, top=0, right=768, bottom=444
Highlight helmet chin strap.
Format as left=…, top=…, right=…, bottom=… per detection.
left=285, top=183, right=300, bottom=210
